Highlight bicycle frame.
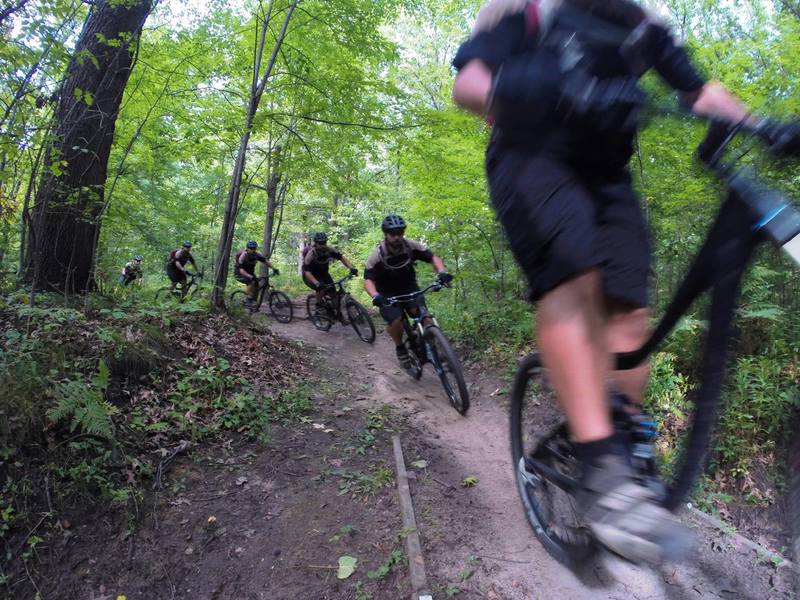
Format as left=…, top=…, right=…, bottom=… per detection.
left=606, top=118, right=799, bottom=507
left=386, top=281, right=444, bottom=355
left=318, top=273, right=356, bottom=320
left=174, top=270, right=203, bottom=300
left=250, top=273, right=277, bottom=309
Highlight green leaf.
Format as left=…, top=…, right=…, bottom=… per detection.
left=337, top=555, right=357, bottom=579
left=461, top=476, right=478, bottom=488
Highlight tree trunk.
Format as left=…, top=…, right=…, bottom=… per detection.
left=261, top=170, right=280, bottom=274
left=260, top=144, right=282, bottom=275
left=210, top=0, right=300, bottom=308
left=25, top=0, right=152, bottom=294
left=271, top=179, right=288, bottom=257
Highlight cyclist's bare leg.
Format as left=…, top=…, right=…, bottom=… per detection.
left=538, top=272, right=690, bottom=561
left=386, top=319, right=404, bottom=345
left=536, top=270, right=612, bottom=443
left=246, top=279, right=258, bottom=301
left=605, top=302, right=650, bottom=405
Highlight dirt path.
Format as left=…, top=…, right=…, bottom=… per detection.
left=270, top=315, right=794, bottom=599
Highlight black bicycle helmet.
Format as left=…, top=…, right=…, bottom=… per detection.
left=134, top=255, right=143, bottom=261
left=381, top=214, right=406, bottom=232
left=182, top=240, right=192, bottom=248
left=246, top=240, right=258, bottom=249
left=313, top=232, right=328, bottom=243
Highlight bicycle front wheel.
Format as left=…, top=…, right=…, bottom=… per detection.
left=155, top=286, right=181, bottom=303
left=345, top=299, right=375, bottom=343
left=306, top=294, right=333, bottom=331
left=269, top=290, right=293, bottom=323
left=510, top=353, right=594, bottom=566
left=424, top=326, right=469, bottom=414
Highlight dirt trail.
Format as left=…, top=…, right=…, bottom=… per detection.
left=270, top=315, right=793, bottom=599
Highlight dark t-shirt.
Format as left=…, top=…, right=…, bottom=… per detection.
left=171, top=248, right=195, bottom=268
left=453, top=0, right=706, bottom=172
left=364, top=239, right=434, bottom=296
left=303, top=246, right=343, bottom=279
left=235, top=250, right=267, bottom=276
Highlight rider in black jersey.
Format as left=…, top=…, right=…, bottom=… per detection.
left=364, top=215, right=452, bottom=367
left=452, top=0, right=799, bottom=563
left=233, top=240, right=279, bottom=302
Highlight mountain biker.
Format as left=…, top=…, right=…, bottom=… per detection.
left=364, top=215, right=453, bottom=368
left=234, top=240, right=279, bottom=303
left=166, top=241, right=197, bottom=292
left=450, top=0, right=798, bottom=564
left=302, top=232, right=358, bottom=304
left=119, top=255, right=143, bottom=286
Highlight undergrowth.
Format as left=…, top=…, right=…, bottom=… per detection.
left=0, top=291, right=310, bottom=585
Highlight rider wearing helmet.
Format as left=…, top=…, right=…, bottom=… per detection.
left=364, top=215, right=452, bottom=367
left=451, top=0, right=776, bottom=563
left=302, top=232, right=358, bottom=302
left=234, top=240, right=279, bottom=301
left=166, top=240, right=197, bottom=291
left=119, top=255, right=143, bottom=286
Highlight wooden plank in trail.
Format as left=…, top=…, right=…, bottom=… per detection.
left=392, top=435, right=432, bottom=600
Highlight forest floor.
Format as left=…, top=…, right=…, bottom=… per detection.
left=7, top=304, right=795, bottom=599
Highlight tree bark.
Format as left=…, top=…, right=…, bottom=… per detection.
left=260, top=145, right=282, bottom=275
left=25, top=0, right=152, bottom=294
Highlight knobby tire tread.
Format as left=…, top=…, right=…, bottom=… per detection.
left=425, top=326, right=469, bottom=414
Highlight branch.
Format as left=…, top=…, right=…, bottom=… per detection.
left=265, top=112, right=424, bottom=131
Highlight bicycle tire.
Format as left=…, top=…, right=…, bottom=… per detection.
left=345, top=299, right=375, bottom=343
left=510, top=353, right=594, bottom=567
left=306, top=294, right=333, bottom=331
left=155, top=286, right=181, bottom=302
left=229, top=289, right=255, bottom=312
left=269, top=290, right=293, bottom=323
left=424, top=326, right=469, bottom=414
left=183, top=285, right=199, bottom=302
left=401, top=330, right=422, bottom=380
left=338, top=294, right=351, bottom=325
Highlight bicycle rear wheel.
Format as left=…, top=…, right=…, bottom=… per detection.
left=345, top=299, right=375, bottom=343
left=306, top=294, right=333, bottom=331
left=424, top=326, right=469, bottom=414
left=510, top=353, right=594, bottom=566
left=269, top=290, right=293, bottom=323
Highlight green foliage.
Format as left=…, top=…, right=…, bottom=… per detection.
left=47, top=360, right=117, bottom=438
left=366, top=549, right=404, bottom=579
left=716, top=355, right=799, bottom=475
left=335, top=462, right=395, bottom=498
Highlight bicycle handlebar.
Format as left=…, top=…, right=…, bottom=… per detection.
left=693, top=116, right=800, bottom=267
left=384, top=281, right=445, bottom=306
left=318, top=272, right=355, bottom=290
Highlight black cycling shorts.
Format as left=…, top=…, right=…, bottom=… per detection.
left=379, top=295, right=427, bottom=324
left=166, top=264, right=187, bottom=284
left=303, top=272, right=333, bottom=291
left=235, top=273, right=255, bottom=285
left=486, top=147, right=650, bottom=307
